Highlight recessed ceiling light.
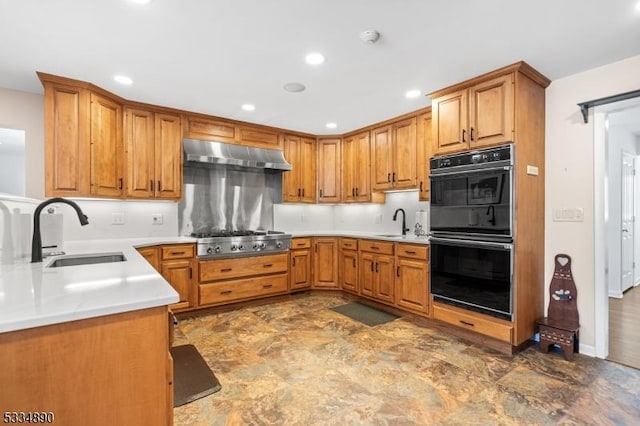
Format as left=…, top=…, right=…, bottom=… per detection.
left=405, top=90, right=421, bottom=99
left=130, top=0, right=152, bottom=4
left=305, top=53, right=325, bottom=65
left=283, top=82, right=306, bottom=93
left=113, top=75, right=133, bottom=85
left=241, top=104, right=255, bottom=111
left=636, top=0, right=640, bottom=12
left=326, top=122, right=337, bottom=129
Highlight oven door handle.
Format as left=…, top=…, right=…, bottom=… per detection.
left=429, top=165, right=512, bottom=178
left=429, top=237, right=513, bottom=251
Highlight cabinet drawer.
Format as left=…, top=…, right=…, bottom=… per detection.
left=199, top=273, right=288, bottom=306
left=161, top=244, right=194, bottom=260
left=433, top=304, right=512, bottom=343
left=359, top=240, right=394, bottom=255
left=199, top=253, right=288, bottom=282
left=396, top=244, right=428, bottom=260
left=291, top=238, right=312, bottom=249
left=340, top=238, right=358, bottom=251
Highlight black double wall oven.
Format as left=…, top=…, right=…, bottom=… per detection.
left=429, top=144, right=514, bottom=321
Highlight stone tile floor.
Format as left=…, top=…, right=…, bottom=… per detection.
left=173, top=294, right=640, bottom=425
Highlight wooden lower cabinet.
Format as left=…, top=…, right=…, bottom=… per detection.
left=340, top=250, right=358, bottom=294
left=313, top=238, right=339, bottom=288
left=290, top=247, right=312, bottom=290
left=0, top=306, right=173, bottom=425
left=395, top=244, right=430, bottom=316
left=137, top=244, right=196, bottom=312
left=198, top=253, right=289, bottom=306
left=200, top=274, right=288, bottom=306
left=433, top=303, right=513, bottom=344
left=359, top=241, right=395, bottom=304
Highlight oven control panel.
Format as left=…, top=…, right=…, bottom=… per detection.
left=431, top=144, right=513, bottom=171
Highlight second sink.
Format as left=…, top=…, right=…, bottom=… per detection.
left=47, top=252, right=127, bottom=268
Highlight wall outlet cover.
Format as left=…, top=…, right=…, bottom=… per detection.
left=151, top=213, right=163, bottom=225
left=111, top=212, right=125, bottom=225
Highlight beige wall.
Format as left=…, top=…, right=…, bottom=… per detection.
left=545, top=54, right=640, bottom=350
left=0, top=87, right=44, bottom=199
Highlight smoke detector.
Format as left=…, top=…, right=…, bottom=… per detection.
left=359, top=30, right=381, bottom=44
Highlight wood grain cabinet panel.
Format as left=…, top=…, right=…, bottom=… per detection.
left=42, top=82, right=90, bottom=197
left=432, top=89, right=468, bottom=155
left=161, top=259, right=194, bottom=311
left=290, top=249, right=312, bottom=290
left=199, top=253, right=288, bottom=282
left=416, top=111, right=432, bottom=201
left=137, top=246, right=160, bottom=271
left=183, top=115, right=238, bottom=142
left=340, top=248, right=358, bottom=294
left=395, top=257, right=429, bottom=315
left=359, top=240, right=395, bottom=304
left=90, top=92, right=124, bottom=197
left=433, top=303, right=513, bottom=343
left=283, top=135, right=316, bottom=203
left=313, top=238, right=339, bottom=288
left=200, top=274, right=288, bottom=306
left=154, top=113, right=182, bottom=199
left=317, top=137, right=341, bottom=203
left=371, top=118, right=417, bottom=191
left=371, top=125, right=393, bottom=191
left=342, top=131, right=372, bottom=202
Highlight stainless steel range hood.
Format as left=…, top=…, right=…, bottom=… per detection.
left=183, top=138, right=292, bottom=171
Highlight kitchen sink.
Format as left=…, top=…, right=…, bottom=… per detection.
left=374, top=234, right=409, bottom=239
left=47, top=252, right=127, bottom=268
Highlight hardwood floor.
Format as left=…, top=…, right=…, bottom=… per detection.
left=609, top=285, right=640, bottom=369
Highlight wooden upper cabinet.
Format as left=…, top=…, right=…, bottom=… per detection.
left=90, top=93, right=124, bottom=197
left=432, top=89, right=468, bottom=155
left=317, top=137, right=341, bottom=203
left=238, top=125, right=281, bottom=149
left=371, top=125, right=393, bottom=191
left=154, top=113, right=182, bottom=199
left=125, top=109, right=182, bottom=200
left=416, top=111, right=432, bottom=201
left=392, top=117, right=417, bottom=189
left=282, top=135, right=316, bottom=203
left=125, top=108, right=155, bottom=198
left=343, top=131, right=372, bottom=202
left=183, top=115, right=237, bottom=143
left=468, top=74, right=514, bottom=149
left=432, top=75, right=514, bottom=156
left=372, top=118, right=417, bottom=191
left=43, top=81, right=90, bottom=197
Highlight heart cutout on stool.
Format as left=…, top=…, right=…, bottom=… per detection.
left=557, top=256, right=569, bottom=266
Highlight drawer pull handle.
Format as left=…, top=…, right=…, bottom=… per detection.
left=171, top=251, right=185, bottom=256
left=419, top=181, right=423, bottom=192
left=370, top=246, right=379, bottom=250
left=344, top=243, right=352, bottom=247
left=352, top=258, right=356, bottom=267
left=263, top=263, right=273, bottom=268
left=296, top=243, right=306, bottom=246
left=262, top=284, right=273, bottom=289
left=220, top=290, right=232, bottom=295
left=292, top=258, right=296, bottom=266
left=221, top=268, right=232, bottom=272
left=405, top=250, right=416, bottom=255
left=459, top=320, right=474, bottom=327
left=396, top=266, right=400, bottom=277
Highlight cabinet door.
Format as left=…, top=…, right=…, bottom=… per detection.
left=154, top=113, right=182, bottom=199
left=432, top=89, right=468, bottom=155
left=161, top=259, right=194, bottom=311
left=290, top=249, right=312, bottom=290
left=355, top=132, right=372, bottom=201
left=137, top=246, right=160, bottom=271
left=313, top=238, right=338, bottom=288
left=374, top=255, right=395, bottom=303
left=299, top=137, right=317, bottom=203
left=416, top=112, right=432, bottom=201
left=43, top=82, right=90, bottom=197
left=340, top=250, right=358, bottom=294
left=125, top=108, right=155, bottom=198
left=317, top=137, right=341, bottom=203
left=396, top=258, right=429, bottom=314
left=342, top=135, right=357, bottom=202
left=282, top=135, right=301, bottom=202
left=90, top=93, right=123, bottom=197
left=468, top=74, right=514, bottom=149
left=359, top=252, right=375, bottom=297
left=371, top=125, right=393, bottom=191
left=392, top=117, right=417, bottom=189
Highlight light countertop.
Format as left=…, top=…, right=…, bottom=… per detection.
left=289, top=231, right=430, bottom=244
left=0, top=237, right=195, bottom=334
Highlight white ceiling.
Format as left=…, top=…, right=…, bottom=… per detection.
left=0, top=0, right=639, bottom=135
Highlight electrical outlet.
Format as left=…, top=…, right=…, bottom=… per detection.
left=151, top=213, right=163, bottom=225
left=111, top=212, right=125, bottom=225
left=553, top=208, right=584, bottom=222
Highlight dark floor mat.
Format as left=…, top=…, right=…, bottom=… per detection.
left=170, top=344, right=221, bottom=407
left=330, top=302, right=399, bottom=327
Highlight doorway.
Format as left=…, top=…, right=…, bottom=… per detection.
left=594, top=97, right=640, bottom=369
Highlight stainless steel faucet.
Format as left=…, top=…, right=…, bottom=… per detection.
left=392, top=208, right=410, bottom=236
left=31, top=198, right=89, bottom=263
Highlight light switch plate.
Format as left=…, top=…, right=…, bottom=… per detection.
left=527, top=165, right=539, bottom=176
left=553, top=208, right=584, bottom=222
left=112, top=212, right=125, bottom=225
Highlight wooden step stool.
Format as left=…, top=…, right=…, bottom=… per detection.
left=536, top=317, right=579, bottom=361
